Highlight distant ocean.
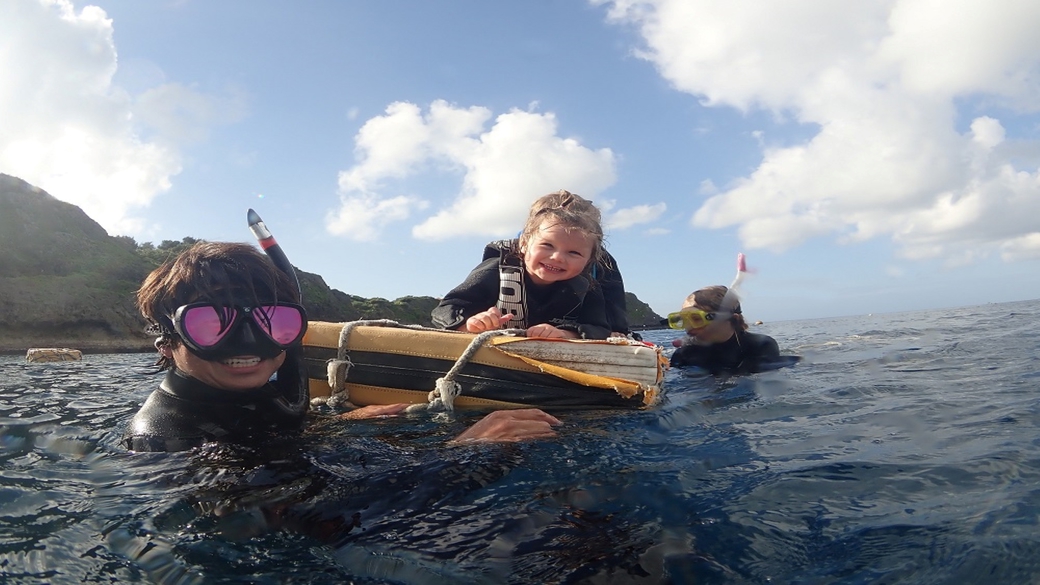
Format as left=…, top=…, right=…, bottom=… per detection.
left=0, top=299, right=1038, bottom=584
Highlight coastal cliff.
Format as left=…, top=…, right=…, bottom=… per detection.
left=0, top=175, right=152, bottom=353
left=0, top=174, right=663, bottom=354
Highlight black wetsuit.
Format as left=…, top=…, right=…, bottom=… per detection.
left=431, top=241, right=612, bottom=340
left=122, top=353, right=308, bottom=453
left=479, top=241, right=631, bottom=335
left=595, top=251, right=630, bottom=335
left=670, top=331, right=784, bottom=374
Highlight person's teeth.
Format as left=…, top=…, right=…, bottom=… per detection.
left=222, top=357, right=261, bottom=367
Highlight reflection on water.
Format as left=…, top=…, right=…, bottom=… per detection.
left=0, top=299, right=1039, bottom=583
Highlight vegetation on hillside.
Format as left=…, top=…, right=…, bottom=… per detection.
left=0, top=173, right=663, bottom=353
left=115, top=236, right=201, bottom=268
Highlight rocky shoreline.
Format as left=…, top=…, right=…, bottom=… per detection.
left=1, top=335, right=153, bottom=356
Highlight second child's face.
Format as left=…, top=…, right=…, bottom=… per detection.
left=522, top=221, right=594, bottom=285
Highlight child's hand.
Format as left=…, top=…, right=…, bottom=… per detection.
left=525, top=324, right=578, bottom=339
left=465, top=306, right=514, bottom=333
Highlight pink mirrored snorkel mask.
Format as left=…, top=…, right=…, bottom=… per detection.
left=169, top=302, right=307, bottom=361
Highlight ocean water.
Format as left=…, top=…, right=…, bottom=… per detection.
left=0, top=299, right=1038, bottom=584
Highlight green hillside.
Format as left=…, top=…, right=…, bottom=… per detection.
left=0, top=174, right=663, bottom=354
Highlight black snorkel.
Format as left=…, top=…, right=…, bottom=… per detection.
left=248, top=208, right=301, bottom=299
left=247, top=208, right=309, bottom=418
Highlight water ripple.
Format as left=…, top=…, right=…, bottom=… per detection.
left=0, top=300, right=1037, bottom=582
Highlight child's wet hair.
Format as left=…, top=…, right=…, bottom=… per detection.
left=517, top=190, right=605, bottom=271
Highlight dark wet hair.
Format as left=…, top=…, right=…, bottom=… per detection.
left=136, top=241, right=300, bottom=369
left=682, top=285, right=748, bottom=332
left=515, top=189, right=606, bottom=273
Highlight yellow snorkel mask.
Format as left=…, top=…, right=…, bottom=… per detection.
left=666, top=309, right=733, bottom=330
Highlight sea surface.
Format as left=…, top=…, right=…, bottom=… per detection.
left=0, top=299, right=1038, bottom=584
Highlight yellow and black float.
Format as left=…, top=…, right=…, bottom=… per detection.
left=302, top=320, right=665, bottom=411
left=25, top=348, right=83, bottom=363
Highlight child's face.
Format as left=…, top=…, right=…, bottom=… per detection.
left=521, top=221, right=594, bottom=285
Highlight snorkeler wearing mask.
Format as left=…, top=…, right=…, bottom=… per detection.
left=667, top=285, right=787, bottom=374
left=123, top=241, right=311, bottom=452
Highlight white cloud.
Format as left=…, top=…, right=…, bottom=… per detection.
left=0, top=0, right=239, bottom=236
left=328, top=100, right=620, bottom=241
left=970, top=116, right=1005, bottom=150
left=597, top=0, right=1040, bottom=264
left=605, top=202, right=667, bottom=230
left=1001, top=233, right=1040, bottom=261
left=324, top=193, right=427, bottom=242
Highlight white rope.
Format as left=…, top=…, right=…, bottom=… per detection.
left=406, top=328, right=527, bottom=413
left=312, top=319, right=526, bottom=413
left=312, top=319, right=431, bottom=409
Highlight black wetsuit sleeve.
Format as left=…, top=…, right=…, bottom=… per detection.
left=669, top=343, right=708, bottom=369
left=599, top=251, right=629, bottom=334
left=741, top=332, right=782, bottom=373
left=569, top=285, right=612, bottom=340
left=532, top=274, right=611, bottom=340
left=755, top=334, right=781, bottom=360
left=431, top=258, right=500, bottom=330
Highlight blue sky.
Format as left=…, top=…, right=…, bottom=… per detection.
left=3, top=0, right=1040, bottom=322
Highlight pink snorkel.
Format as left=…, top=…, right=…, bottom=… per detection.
left=723, top=252, right=747, bottom=311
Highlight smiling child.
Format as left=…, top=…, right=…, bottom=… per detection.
left=431, top=190, right=612, bottom=339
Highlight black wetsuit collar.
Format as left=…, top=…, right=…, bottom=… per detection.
left=161, top=368, right=278, bottom=404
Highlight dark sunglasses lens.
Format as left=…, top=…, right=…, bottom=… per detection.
left=181, top=305, right=237, bottom=347
left=253, top=305, right=304, bottom=345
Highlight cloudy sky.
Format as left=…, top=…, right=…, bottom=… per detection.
left=2, top=0, right=1040, bottom=322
